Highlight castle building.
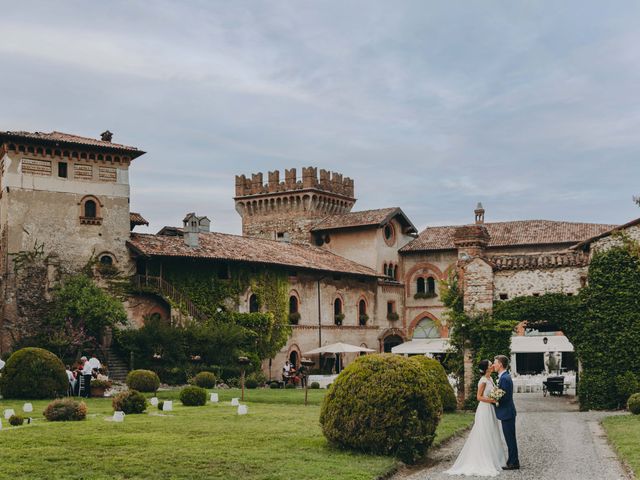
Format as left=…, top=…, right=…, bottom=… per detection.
left=0, top=129, right=629, bottom=386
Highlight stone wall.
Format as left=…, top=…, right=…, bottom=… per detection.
left=493, top=266, right=586, bottom=300
left=590, top=224, right=640, bottom=254
left=462, top=258, right=494, bottom=314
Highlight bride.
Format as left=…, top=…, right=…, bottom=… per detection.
left=445, top=359, right=507, bottom=477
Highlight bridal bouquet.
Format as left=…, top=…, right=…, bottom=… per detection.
left=489, top=388, right=506, bottom=406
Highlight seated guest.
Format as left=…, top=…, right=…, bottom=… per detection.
left=66, top=365, right=77, bottom=396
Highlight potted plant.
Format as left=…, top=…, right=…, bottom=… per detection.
left=90, top=379, right=113, bottom=397
left=359, top=314, right=369, bottom=326
left=288, top=312, right=301, bottom=325
left=334, top=313, right=345, bottom=325
left=387, top=312, right=400, bottom=321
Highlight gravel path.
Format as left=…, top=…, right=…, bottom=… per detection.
left=394, top=394, right=630, bottom=480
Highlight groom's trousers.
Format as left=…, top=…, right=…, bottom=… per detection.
left=501, top=418, right=519, bottom=466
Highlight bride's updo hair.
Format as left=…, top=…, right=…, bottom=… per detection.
left=478, top=359, right=491, bottom=374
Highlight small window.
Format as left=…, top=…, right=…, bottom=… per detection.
left=358, top=299, right=367, bottom=326
left=532, top=293, right=540, bottom=297
left=384, top=225, right=393, bottom=240
left=416, top=277, right=426, bottom=294
left=334, top=298, right=344, bottom=325
left=499, top=293, right=508, bottom=300
left=387, top=301, right=395, bottom=314
left=99, top=255, right=113, bottom=265
left=426, top=277, right=436, bottom=294
left=84, top=200, right=97, bottom=218
left=58, top=162, right=68, bottom=178
left=249, top=294, right=259, bottom=313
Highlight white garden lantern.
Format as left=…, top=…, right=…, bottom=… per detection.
left=113, top=411, right=125, bottom=422
left=4, top=409, right=15, bottom=420
left=23, top=403, right=33, bottom=413
left=210, top=393, right=219, bottom=403
left=162, top=400, right=173, bottom=411
left=237, top=405, right=248, bottom=415
left=230, top=397, right=239, bottom=406
left=150, top=397, right=159, bottom=406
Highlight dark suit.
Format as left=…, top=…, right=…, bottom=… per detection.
left=495, top=371, right=519, bottom=467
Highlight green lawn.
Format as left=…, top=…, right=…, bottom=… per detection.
left=0, top=388, right=473, bottom=480
left=602, top=414, right=640, bottom=477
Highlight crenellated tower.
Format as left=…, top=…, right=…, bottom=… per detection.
left=234, top=167, right=356, bottom=243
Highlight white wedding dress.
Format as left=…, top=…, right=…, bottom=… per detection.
left=445, top=376, right=507, bottom=477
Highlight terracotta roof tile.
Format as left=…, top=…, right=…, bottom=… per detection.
left=130, top=212, right=149, bottom=227
left=128, top=232, right=380, bottom=278
left=491, top=251, right=589, bottom=271
left=401, top=220, right=617, bottom=252
left=0, top=130, right=144, bottom=157
left=311, top=207, right=417, bottom=233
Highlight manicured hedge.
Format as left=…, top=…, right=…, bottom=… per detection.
left=43, top=398, right=88, bottom=421
left=126, top=369, right=160, bottom=393
left=180, top=386, right=207, bottom=406
left=0, top=347, right=68, bottom=399
left=320, top=354, right=441, bottom=464
left=193, top=371, right=216, bottom=389
left=411, top=356, right=457, bottom=412
left=628, top=393, right=640, bottom=415
left=112, top=390, right=147, bottom=414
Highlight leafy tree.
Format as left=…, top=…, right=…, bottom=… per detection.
left=49, top=274, right=128, bottom=340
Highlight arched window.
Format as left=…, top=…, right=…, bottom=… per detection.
left=334, top=298, right=343, bottom=325
left=416, top=277, right=426, bottom=294
left=79, top=195, right=102, bottom=225
left=249, top=294, right=259, bottom=313
left=289, top=295, right=300, bottom=325
left=383, top=262, right=388, bottom=276
left=358, top=299, right=368, bottom=326
left=84, top=200, right=97, bottom=218
left=427, top=277, right=436, bottom=295
left=413, top=318, right=441, bottom=339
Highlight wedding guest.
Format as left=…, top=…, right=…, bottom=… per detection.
left=88, top=353, right=101, bottom=374
left=66, top=365, right=77, bottom=396
left=80, top=356, right=93, bottom=398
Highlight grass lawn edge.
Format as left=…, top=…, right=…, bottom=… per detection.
left=601, top=414, right=639, bottom=480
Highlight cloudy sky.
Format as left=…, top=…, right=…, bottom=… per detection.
left=2, top=1, right=639, bottom=234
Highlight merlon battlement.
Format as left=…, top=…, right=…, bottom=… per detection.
left=235, top=167, right=355, bottom=198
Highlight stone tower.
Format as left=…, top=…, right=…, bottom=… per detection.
left=0, top=130, right=145, bottom=353
left=234, top=167, right=356, bottom=243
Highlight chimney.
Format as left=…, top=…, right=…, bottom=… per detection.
left=100, top=130, right=113, bottom=142
left=198, top=216, right=211, bottom=232
left=474, top=202, right=485, bottom=225
left=183, top=213, right=199, bottom=247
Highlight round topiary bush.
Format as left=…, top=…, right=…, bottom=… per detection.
left=157, top=400, right=165, bottom=411
left=310, top=381, right=320, bottom=389
left=112, top=390, right=147, bottom=414
left=285, top=383, right=297, bottom=389
left=628, top=393, right=640, bottom=415
left=43, top=398, right=88, bottom=421
left=320, top=354, right=442, bottom=464
left=180, top=385, right=207, bottom=406
left=126, top=369, right=160, bottom=393
left=193, top=371, right=217, bottom=389
left=0, top=347, right=68, bottom=399
left=410, top=356, right=457, bottom=412
left=9, top=414, right=24, bottom=426
left=269, top=381, right=280, bottom=389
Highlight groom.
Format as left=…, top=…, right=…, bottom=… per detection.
left=493, top=355, right=520, bottom=470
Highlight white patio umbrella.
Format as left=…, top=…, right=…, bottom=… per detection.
left=303, top=342, right=375, bottom=355
left=303, top=342, right=375, bottom=374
